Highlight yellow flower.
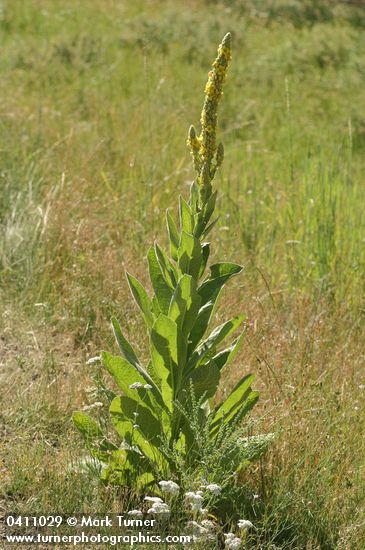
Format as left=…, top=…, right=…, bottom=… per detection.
left=186, top=33, right=232, bottom=205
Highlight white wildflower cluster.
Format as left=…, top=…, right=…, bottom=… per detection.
left=184, top=491, right=204, bottom=511
left=205, top=483, right=221, bottom=496
left=224, top=532, right=242, bottom=549
left=224, top=519, right=254, bottom=549
left=237, top=519, right=254, bottom=530
left=201, top=519, right=215, bottom=530
left=144, top=496, right=163, bottom=503
left=142, top=480, right=179, bottom=518
left=144, top=497, right=170, bottom=517
left=184, top=481, right=222, bottom=513
left=158, top=480, right=180, bottom=496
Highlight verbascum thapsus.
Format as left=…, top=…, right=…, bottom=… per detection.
left=187, top=32, right=232, bottom=206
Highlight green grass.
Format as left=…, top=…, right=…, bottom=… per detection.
left=1, top=1, right=365, bottom=548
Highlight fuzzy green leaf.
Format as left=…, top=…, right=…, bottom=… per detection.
left=180, top=361, right=220, bottom=401
left=72, top=411, right=104, bottom=440
left=178, top=231, right=203, bottom=279
left=101, top=351, right=165, bottom=412
left=147, top=246, right=173, bottom=314
left=169, top=274, right=201, bottom=337
left=166, top=210, right=179, bottom=261
left=155, top=243, right=177, bottom=288
left=202, top=217, right=219, bottom=238
left=211, top=374, right=258, bottom=433
left=212, top=331, right=246, bottom=371
left=126, top=273, right=154, bottom=329
left=200, top=242, right=210, bottom=278
left=189, top=181, right=199, bottom=212
left=109, top=404, right=165, bottom=467
left=188, top=315, right=245, bottom=371
left=110, top=396, right=162, bottom=447
left=179, top=196, right=194, bottom=234
left=203, top=190, right=217, bottom=225
left=198, top=262, right=243, bottom=305
left=188, top=289, right=223, bottom=353
left=110, top=320, right=166, bottom=410
left=151, top=315, right=184, bottom=409
left=111, top=317, right=140, bottom=368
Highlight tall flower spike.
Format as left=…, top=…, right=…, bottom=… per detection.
left=187, top=32, right=232, bottom=207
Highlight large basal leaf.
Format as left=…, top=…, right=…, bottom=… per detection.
left=126, top=273, right=154, bottom=329
left=72, top=411, right=104, bottom=440
left=110, top=396, right=162, bottom=448
left=147, top=246, right=173, bottom=315
left=109, top=397, right=168, bottom=468
left=136, top=472, right=155, bottom=490
left=198, top=262, right=243, bottom=305
left=177, top=231, right=203, bottom=279
left=110, top=321, right=166, bottom=410
left=150, top=315, right=184, bottom=409
left=102, top=351, right=164, bottom=413
left=166, top=210, right=179, bottom=261
left=169, top=274, right=201, bottom=337
left=187, top=315, right=245, bottom=372
left=100, top=449, right=134, bottom=485
left=109, top=411, right=165, bottom=468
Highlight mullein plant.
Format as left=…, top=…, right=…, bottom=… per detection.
left=73, top=33, right=271, bottom=489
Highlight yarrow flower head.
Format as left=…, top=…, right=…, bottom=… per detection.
left=187, top=32, right=232, bottom=206
left=201, top=519, right=215, bottom=530
left=158, top=480, right=180, bottom=496
left=237, top=519, right=254, bottom=530
left=185, top=491, right=204, bottom=511
left=147, top=501, right=170, bottom=517
left=144, top=496, right=163, bottom=503
left=224, top=533, right=242, bottom=549
left=205, top=483, right=221, bottom=496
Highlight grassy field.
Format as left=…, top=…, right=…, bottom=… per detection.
left=1, top=0, right=365, bottom=548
